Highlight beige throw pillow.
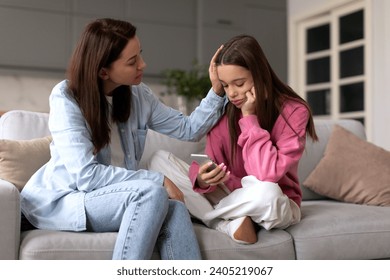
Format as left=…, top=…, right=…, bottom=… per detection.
left=0, top=136, right=51, bottom=191
left=303, top=125, right=390, bottom=206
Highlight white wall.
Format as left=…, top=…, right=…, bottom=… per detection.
left=371, top=0, right=390, bottom=150
left=288, top=0, right=390, bottom=150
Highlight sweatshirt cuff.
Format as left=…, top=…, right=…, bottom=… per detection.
left=238, top=115, right=259, bottom=131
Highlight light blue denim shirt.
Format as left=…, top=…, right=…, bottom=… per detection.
left=20, top=80, right=225, bottom=231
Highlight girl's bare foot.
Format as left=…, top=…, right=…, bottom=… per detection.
left=232, top=216, right=257, bottom=244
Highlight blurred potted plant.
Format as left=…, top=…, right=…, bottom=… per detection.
left=161, top=61, right=211, bottom=114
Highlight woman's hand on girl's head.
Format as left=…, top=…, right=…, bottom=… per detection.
left=209, top=45, right=224, bottom=96
left=241, top=86, right=256, bottom=116
left=196, top=161, right=230, bottom=189
left=163, top=176, right=184, bottom=202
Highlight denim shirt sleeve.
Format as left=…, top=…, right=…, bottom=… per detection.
left=48, top=81, right=163, bottom=192
left=138, top=84, right=226, bottom=141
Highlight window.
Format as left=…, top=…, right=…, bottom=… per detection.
left=297, top=2, right=368, bottom=126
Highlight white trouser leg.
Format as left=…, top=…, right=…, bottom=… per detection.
left=148, top=150, right=219, bottom=227
left=148, top=151, right=300, bottom=230
left=205, top=175, right=301, bottom=230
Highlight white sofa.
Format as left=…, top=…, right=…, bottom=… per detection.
left=1, top=110, right=390, bottom=260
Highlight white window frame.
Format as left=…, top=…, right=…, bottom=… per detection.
left=289, top=0, right=372, bottom=139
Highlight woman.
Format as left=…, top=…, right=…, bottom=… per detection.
left=149, top=35, right=318, bottom=244
left=20, top=18, right=225, bottom=259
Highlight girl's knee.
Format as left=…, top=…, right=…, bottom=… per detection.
left=241, top=177, right=284, bottom=204
left=149, top=150, right=170, bottom=166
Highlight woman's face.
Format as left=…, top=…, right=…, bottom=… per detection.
left=102, top=36, right=146, bottom=94
left=217, top=64, right=254, bottom=108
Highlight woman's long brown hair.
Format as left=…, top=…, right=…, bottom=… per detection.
left=67, top=18, right=135, bottom=154
left=215, top=35, right=318, bottom=162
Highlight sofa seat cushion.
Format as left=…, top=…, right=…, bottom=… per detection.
left=193, top=223, right=295, bottom=259
left=286, top=200, right=390, bottom=259
left=20, top=230, right=166, bottom=260
left=19, top=230, right=118, bottom=260
left=20, top=224, right=296, bottom=260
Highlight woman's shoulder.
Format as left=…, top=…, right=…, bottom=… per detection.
left=50, top=80, right=73, bottom=99
left=131, top=82, right=159, bottom=103
left=131, top=82, right=153, bottom=96
left=49, top=80, right=80, bottom=113
left=52, top=79, right=69, bottom=91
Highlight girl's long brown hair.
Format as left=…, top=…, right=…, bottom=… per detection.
left=67, top=18, right=135, bottom=154
left=215, top=35, right=318, bottom=162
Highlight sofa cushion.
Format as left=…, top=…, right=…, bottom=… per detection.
left=193, top=223, right=295, bottom=259
left=19, top=224, right=296, bottom=260
left=0, top=179, right=21, bottom=259
left=0, top=136, right=51, bottom=191
left=287, top=200, right=390, bottom=259
left=19, top=230, right=118, bottom=260
left=298, top=119, right=366, bottom=201
left=0, top=110, right=50, bottom=140
left=303, top=125, right=390, bottom=206
left=139, top=129, right=206, bottom=169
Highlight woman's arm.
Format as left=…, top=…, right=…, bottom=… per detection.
left=146, top=86, right=226, bottom=142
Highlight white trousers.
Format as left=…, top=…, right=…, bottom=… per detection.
left=148, top=150, right=301, bottom=231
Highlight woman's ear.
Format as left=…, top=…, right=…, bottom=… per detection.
left=99, top=68, right=110, bottom=80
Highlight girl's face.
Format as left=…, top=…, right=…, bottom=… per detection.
left=217, top=64, right=254, bottom=108
left=101, top=36, right=146, bottom=94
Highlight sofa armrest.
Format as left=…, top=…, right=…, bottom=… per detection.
left=0, top=179, right=21, bottom=259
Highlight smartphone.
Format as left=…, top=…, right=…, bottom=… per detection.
left=191, top=154, right=231, bottom=197
left=190, top=154, right=217, bottom=172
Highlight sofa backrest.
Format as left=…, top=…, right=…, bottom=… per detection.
left=1, top=110, right=367, bottom=201
left=0, top=110, right=50, bottom=140
left=298, top=119, right=366, bottom=200
left=0, top=110, right=205, bottom=168
left=138, top=130, right=205, bottom=168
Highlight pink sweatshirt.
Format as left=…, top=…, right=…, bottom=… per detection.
left=188, top=100, right=309, bottom=207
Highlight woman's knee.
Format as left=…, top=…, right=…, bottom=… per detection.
left=120, top=181, right=169, bottom=217
left=167, top=200, right=190, bottom=220
left=143, top=182, right=169, bottom=205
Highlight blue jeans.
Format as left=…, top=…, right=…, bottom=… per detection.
left=84, top=180, right=201, bottom=260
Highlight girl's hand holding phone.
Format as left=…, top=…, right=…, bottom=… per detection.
left=192, top=154, right=230, bottom=189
